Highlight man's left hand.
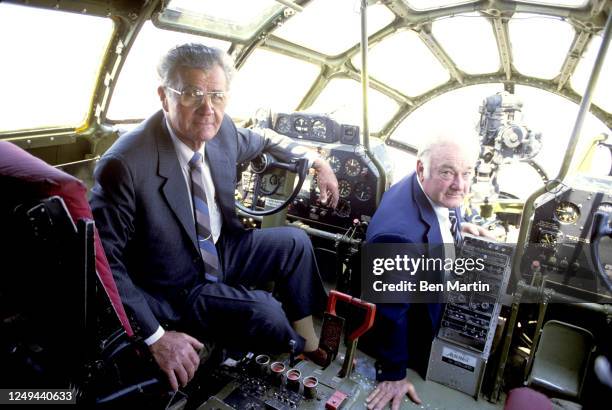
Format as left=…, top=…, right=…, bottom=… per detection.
left=313, top=158, right=339, bottom=208
left=461, top=222, right=496, bottom=240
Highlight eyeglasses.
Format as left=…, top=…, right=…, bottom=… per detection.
left=166, top=86, right=227, bottom=109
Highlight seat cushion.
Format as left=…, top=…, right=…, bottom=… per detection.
left=505, top=387, right=552, bottom=410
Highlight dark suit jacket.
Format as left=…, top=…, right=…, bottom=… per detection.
left=363, top=172, right=462, bottom=381
left=91, top=110, right=296, bottom=338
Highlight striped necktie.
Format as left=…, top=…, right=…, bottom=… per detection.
left=188, top=152, right=220, bottom=282
left=448, top=208, right=462, bottom=245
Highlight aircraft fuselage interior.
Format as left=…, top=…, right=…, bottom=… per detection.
left=1, top=0, right=612, bottom=409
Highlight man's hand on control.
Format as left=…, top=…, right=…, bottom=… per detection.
left=461, top=222, right=496, bottom=240
left=149, top=330, right=204, bottom=391
left=366, top=378, right=422, bottom=410
left=312, top=158, right=339, bottom=208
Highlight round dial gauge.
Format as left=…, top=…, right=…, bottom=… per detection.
left=327, top=155, right=341, bottom=173
left=294, top=117, right=309, bottom=133
left=539, top=231, right=561, bottom=245
left=344, top=159, right=361, bottom=177
left=276, top=116, right=291, bottom=134
left=311, top=119, right=327, bottom=139
left=554, top=201, right=580, bottom=224
left=334, top=199, right=351, bottom=218
left=338, top=179, right=352, bottom=198
left=354, top=182, right=372, bottom=201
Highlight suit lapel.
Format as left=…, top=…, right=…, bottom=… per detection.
left=156, top=119, right=199, bottom=252
left=205, top=132, right=231, bottom=188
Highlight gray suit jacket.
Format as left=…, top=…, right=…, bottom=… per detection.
left=91, top=110, right=297, bottom=338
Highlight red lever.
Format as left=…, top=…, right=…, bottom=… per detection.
left=326, top=290, right=376, bottom=341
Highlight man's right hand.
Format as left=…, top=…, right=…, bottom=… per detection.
left=366, top=378, right=422, bottom=410
left=149, top=331, right=204, bottom=391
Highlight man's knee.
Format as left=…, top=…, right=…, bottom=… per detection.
left=251, top=293, right=286, bottom=325
left=284, top=227, right=311, bottom=252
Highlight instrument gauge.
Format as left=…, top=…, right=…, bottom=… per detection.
left=338, top=179, right=351, bottom=198
left=344, top=159, right=361, bottom=177
left=312, top=119, right=327, bottom=139
left=334, top=199, right=351, bottom=218
left=354, top=182, right=372, bottom=201
left=539, top=229, right=563, bottom=246
left=554, top=201, right=580, bottom=224
left=276, top=116, right=291, bottom=134
left=294, top=116, right=309, bottom=134
left=327, top=155, right=341, bottom=173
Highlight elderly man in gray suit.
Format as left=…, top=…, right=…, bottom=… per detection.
left=91, top=43, right=338, bottom=391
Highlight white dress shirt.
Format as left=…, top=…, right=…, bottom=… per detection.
left=417, top=178, right=457, bottom=259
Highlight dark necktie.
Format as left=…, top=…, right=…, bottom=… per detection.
left=189, top=152, right=220, bottom=282
left=449, top=208, right=462, bottom=245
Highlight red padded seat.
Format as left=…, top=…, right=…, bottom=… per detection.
left=0, top=140, right=133, bottom=336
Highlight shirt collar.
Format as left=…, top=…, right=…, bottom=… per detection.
left=165, top=116, right=205, bottom=169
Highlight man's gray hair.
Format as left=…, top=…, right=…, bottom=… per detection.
left=416, top=128, right=480, bottom=177
left=157, top=43, right=236, bottom=89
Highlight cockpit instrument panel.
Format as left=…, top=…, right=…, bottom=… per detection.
left=274, top=113, right=360, bottom=145
left=269, top=113, right=389, bottom=231
left=525, top=174, right=612, bottom=301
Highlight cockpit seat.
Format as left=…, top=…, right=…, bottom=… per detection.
left=527, top=320, right=595, bottom=399
left=0, top=140, right=132, bottom=336
left=0, top=141, right=183, bottom=407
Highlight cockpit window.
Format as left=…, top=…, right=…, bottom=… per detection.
left=389, top=83, right=610, bottom=197
left=404, top=1, right=478, bottom=10
left=432, top=13, right=500, bottom=74
left=0, top=3, right=113, bottom=133
left=351, top=30, right=450, bottom=97
left=107, top=22, right=230, bottom=122
left=306, top=78, right=399, bottom=133
left=572, top=33, right=612, bottom=114
left=226, top=49, right=320, bottom=120
left=273, top=0, right=394, bottom=56
left=405, top=0, right=587, bottom=9
left=158, top=0, right=282, bottom=42
left=509, top=14, right=575, bottom=79
left=514, top=0, right=589, bottom=7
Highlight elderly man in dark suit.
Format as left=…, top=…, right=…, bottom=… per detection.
left=364, top=131, right=491, bottom=410
left=90, top=43, right=338, bottom=391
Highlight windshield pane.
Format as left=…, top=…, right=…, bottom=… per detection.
left=353, top=30, right=450, bottom=97
left=571, top=34, right=612, bottom=114
left=514, top=85, right=611, bottom=179
left=433, top=13, right=499, bottom=74
left=226, top=49, right=321, bottom=120
left=389, top=84, right=609, bottom=198
left=0, top=4, right=113, bottom=132
left=307, top=78, right=398, bottom=133
left=390, top=84, right=502, bottom=147
left=514, top=0, right=589, bottom=7
left=158, top=0, right=282, bottom=41
left=509, top=14, right=575, bottom=79
left=405, top=1, right=478, bottom=10
left=107, top=22, right=230, bottom=122
left=273, top=0, right=394, bottom=56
